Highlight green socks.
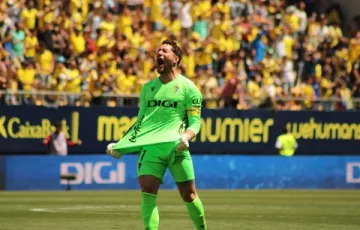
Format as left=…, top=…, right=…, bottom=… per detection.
left=185, top=196, right=207, bottom=230
left=141, top=193, right=206, bottom=230
left=141, top=192, right=159, bottom=230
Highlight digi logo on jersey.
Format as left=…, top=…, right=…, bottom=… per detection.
left=147, top=100, right=178, bottom=108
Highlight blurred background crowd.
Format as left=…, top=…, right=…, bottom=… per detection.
left=0, top=0, right=360, bottom=111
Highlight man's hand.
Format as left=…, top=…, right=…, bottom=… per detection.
left=106, top=143, right=121, bottom=159
left=175, top=133, right=191, bottom=152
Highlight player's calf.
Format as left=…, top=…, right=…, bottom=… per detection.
left=177, top=180, right=207, bottom=230
left=138, top=175, right=162, bottom=230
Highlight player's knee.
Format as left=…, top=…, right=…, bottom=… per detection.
left=181, top=191, right=197, bottom=202
left=177, top=180, right=197, bottom=202
left=138, top=176, right=161, bottom=194
left=141, top=184, right=158, bottom=194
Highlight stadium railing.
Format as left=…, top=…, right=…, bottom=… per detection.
left=0, top=90, right=359, bottom=110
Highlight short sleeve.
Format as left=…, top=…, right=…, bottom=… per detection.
left=275, top=137, right=282, bottom=149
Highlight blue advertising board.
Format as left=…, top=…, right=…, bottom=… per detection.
left=2, top=155, right=360, bottom=190
left=0, top=156, right=5, bottom=190
left=1, top=106, right=360, bottom=154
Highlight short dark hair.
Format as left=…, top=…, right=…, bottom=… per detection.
left=55, top=120, right=63, bottom=127
left=282, top=126, right=289, bottom=134
left=162, top=39, right=182, bottom=66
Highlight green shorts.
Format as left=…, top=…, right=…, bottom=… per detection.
left=137, top=142, right=195, bottom=183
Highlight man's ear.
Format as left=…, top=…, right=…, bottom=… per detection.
left=173, top=56, right=179, bottom=66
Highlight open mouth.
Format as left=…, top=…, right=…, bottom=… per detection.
left=157, top=58, right=164, bottom=66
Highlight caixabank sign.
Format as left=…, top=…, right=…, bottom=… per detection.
left=0, top=155, right=359, bottom=190
left=1, top=106, right=360, bottom=154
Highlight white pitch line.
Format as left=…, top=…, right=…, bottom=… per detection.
left=29, top=204, right=292, bottom=214
left=28, top=205, right=184, bottom=214
left=30, top=208, right=57, bottom=213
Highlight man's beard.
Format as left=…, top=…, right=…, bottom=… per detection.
left=157, top=63, right=172, bottom=74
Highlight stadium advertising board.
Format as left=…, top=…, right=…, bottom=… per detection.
left=1, top=155, right=360, bottom=190
left=0, top=106, right=360, bottom=154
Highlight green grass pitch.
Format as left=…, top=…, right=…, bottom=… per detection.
left=0, top=190, right=359, bottom=230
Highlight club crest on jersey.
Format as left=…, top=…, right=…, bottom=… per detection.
left=173, top=86, right=179, bottom=93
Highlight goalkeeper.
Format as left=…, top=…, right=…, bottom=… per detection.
left=106, top=39, right=207, bottom=230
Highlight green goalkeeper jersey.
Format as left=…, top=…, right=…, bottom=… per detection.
left=113, top=74, right=202, bottom=154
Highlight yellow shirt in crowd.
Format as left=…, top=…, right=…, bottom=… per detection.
left=117, top=14, right=133, bottom=39
left=283, top=35, right=295, bottom=58
left=66, top=68, right=81, bottom=93
left=340, top=87, right=353, bottom=110
left=70, top=0, right=89, bottom=22
left=17, top=67, right=36, bottom=91
left=70, top=32, right=86, bottom=55
left=246, top=80, right=260, bottom=106
left=349, top=38, right=360, bottom=64
left=320, top=78, right=333, bottom=99
left=182, top=54, right=195, bottom=78
left=216, top=2, right=230, bottom=20
left=197, top=43, right=213, bottom=66
left=37, top=49, right=53, bottom=75
left=303, top=83, right=314, bottom=108
left=100, top=20, right=116, bottom=33
left=150, top=0, right=163, bottom=23
left=24, top=35, right=38, bottom=58
left=199, top=0, right=212, bottom=18
left=117, top=72, right=136, bottom=94
left=20, top=8, right=38, bottom=29
left=285, top=13, right=300, bottom=32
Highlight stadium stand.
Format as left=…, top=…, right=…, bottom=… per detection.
left=0, top=0, right=359, bottom=111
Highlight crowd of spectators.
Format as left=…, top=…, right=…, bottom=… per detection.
left=0, top=0, right=359, bottom=111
